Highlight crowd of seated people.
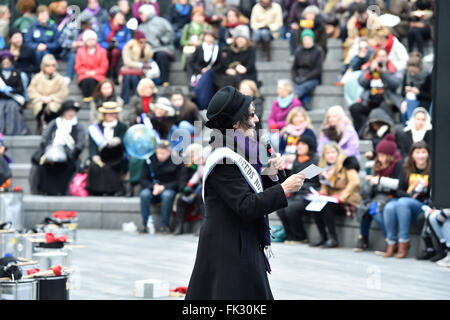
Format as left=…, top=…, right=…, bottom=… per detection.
left=0, top=0, right=446, bottom=267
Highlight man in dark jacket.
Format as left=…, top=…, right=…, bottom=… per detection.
left=139, top=140, right=182, bottom=234
left=291, top=28, right=323, bottom=110
left=185, top=86, right=305, bottom=300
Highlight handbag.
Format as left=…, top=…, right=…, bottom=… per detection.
left=183, top=45, right=196, bottom=55
left=70, top=172, right=89, bottom=197
left=119, top=67, right=144, bottom=77
left=144, top=59, right=160, bottom=79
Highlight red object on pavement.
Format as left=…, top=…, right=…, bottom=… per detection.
left=50, top=266, right=63, bottom=276
left=170, top=286, right=188, bottom=294
left=13, top=186, right=21, bottom=192
left=27, top=268, right=40, bottom=275
left=52, top=210, right=78, bottom=220
left=45, top=232, right=67, bottom=243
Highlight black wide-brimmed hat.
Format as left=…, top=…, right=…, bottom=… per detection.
left=58, top=100, right=80, bottom=116
left=205, top=86, right=252, bottom=131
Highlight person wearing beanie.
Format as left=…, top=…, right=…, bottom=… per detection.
left=291, top=27, right=324, bottom=110
left=74, top=26, right=109, bottom=103
left=275, top=134, right=321, bottom=244
left=353, top=133, right=403, bottom=253
left=137, top=3, right=175, bottom=86
left=186, top=86, right=306, bottom=300
left=120, top=30, right=153, bottom=104
left=383, top=140, right=432, bottom=259
left=212, top=24, right=258, bottom=90
left=294, top=5, right=328, bottom=57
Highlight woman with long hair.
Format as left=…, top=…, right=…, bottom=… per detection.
left=317, top=105, right=360, bottom=160
left=383, top=141, right=431, bottom=258
left=313, top=142, right=361, bottom=248
left=90, top=79, right=124, bottom=123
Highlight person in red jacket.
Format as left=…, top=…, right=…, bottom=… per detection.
left=74, top=29, right=109, bottom=103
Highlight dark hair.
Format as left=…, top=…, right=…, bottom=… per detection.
left=92, top=79, right=117, bottom=107
left=16, top=0, right=35, bottom=14
left=235, top=104, right=253, bottom=130
left=403, top=140, right=431, bottom=177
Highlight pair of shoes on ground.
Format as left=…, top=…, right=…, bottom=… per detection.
left=310, top=237, right=338, bottom=248
left=138, top=225, right=170, bottom=234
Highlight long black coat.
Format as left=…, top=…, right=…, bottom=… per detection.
left=185, top=155, right=288, bottom=300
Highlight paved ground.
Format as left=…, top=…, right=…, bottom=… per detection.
left=68, top=229, right=450, bottom=300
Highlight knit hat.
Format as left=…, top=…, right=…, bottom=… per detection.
left=298, top=135, right=316, bottom=153
left=82, top=29, right=98, bottom=43
left=232, top=25, right=250, bottom=40
left=152, top=97, right=175, bottom=117
left=133, top=30, right=146, bottom=41
left=0, top=50, right=14, bottom=62
left=376, top=134, right=397, bottom=156
left=300, top=29, right=315, bottom=42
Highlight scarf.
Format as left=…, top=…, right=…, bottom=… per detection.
left=277, top=93, right=294, bottom=109
left=285, top=123, right=308, bottom=137
left=405, top=117, right=432, bottom=142
left=377, top=159, right=398, bottom=177
left=53, top=117, right=77, bottom=150
left=85, top=6, right=101, bottom=17
left=375, top=34, right=394, bottom=54
left=1, top=66, right=13, bottom=80
left=355, top=17, right=368, bottom=37
left=107, top=20, right=124, bottom=42
left=175, top=3, right=191, bottom=16
left=202, top=42, right=215, bottom=62
left=103, top=119, right=118, bottom=140
left=320, top=163, right=336, bottom=187
left=297, top=154, right=311, bottom=164
left=142, top=95, right=153, bottom=114
left=226, top=21, right=241, bottom=28
left=322, top=125, right=342, bottom=143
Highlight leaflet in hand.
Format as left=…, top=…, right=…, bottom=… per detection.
left=299, top=164, right=324, bottom=179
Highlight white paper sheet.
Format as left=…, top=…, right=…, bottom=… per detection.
left=299, top=164, right=324, bottom=179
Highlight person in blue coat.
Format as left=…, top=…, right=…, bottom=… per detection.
left=98, top=6, right=131, bottom=84
left=24, top=5, right=60, bottom=63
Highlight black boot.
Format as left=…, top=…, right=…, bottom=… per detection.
left=261, top=40, right=271, bottom=61
left=430, top=242, right=448, bottom=262
left=310, top=234, right=327, bottom=247
left=353, top=234, right=369, bottom=252
left=323, top=237, right=339, bottom=248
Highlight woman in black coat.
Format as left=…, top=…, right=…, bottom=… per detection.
left=212, top=25, right=258, bottom=90
left=185, top=86, right=305, bottom=300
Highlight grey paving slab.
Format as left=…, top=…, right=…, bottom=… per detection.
left=68, top=229, right=450, bottom=300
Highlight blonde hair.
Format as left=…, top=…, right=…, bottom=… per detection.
left=283, top=107, right=313, bottom=131
left=40, top=54, right=58, bottom=71
left=318, top=142, right=346, bottom=172
left=277, top=79, right=294, bottom=95
left=136, top=78, right=158, bottom=97
left=239, top=79, right=260, bottom=97
left=320, top=105, right=352, bottom=137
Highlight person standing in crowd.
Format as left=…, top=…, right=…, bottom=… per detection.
left=33, top=100, right=85, bottom=195
left=396, top=107, right=432, bottom=158
left=0, top=50, right=28, bottom=136
left=167, top=0, right=193, bottom=48
left=86, top=101, right=128, bottom=196
left=186, top=86, right=305, bottom=300
left=276, top=136, right=320, bottom=244
left=349, top=48, right=403, bottom=132
left=82, top=0, right=109, bottom=33
left=139, top=139, right=182, bottom=234
left=268, top=79, right=302, bottom=132
left=28, top=54, right=69, bottom=134
left=238, top=79, right=264, bottom=132
left=250, top=0, right=283, bottom=61
left=317, top=105, right=360, bottom=160
left=291, top=29, right=323, bottom=109
left=313, top=142, right=361, bottom=248
left=120, top=30, right=153, bottom=105
left=138, top=4, right=175, bottom=87
left=179, top=7, right=209, bottom=69
left=13, top=0, right=37, bottom=36
left=24, top=5, right=60, bottom=64
left=383, top=141, right=431, bottom=259
left=7, top=31, right=39, bottom=101
left=90, top=79, right=124, bottom=123
left=354, top=134, right=403, bottom=252
left=212, top=25, right=257, bottom=89
left=295, top=5, right=327, bottom=57
left=74, top=30, right=109, bottom=104
left=279, top=107, right=316, bottom=172
left=400, top=52, right=431, bottom=125
left=218, top=7, right=249, bottom=47
left=407, top=0, right=433, bottom=55
left=58, top=10, right=95, bottom=86
left=99, top=6, right=132, bottom=84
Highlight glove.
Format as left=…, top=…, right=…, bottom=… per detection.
left=0, top=86, right=13, bottom=94
left=183, top=185, right=194, bottom=195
